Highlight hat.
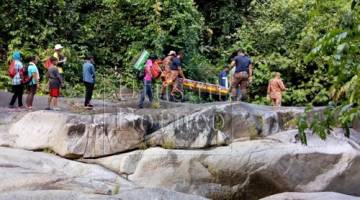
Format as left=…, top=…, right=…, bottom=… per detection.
left=54, top=44, right=64, bottom=50
left=168, top=50, right=176, bottom=56
left=12, top=51, right=21, bottom=61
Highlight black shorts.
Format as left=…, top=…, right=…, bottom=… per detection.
left=28, top=84, right=37, bottom=94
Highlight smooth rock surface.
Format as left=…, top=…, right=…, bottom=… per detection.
left=146, top=102, right=304, bottom=149
left=261, top=192, right=360, bottom=200
left=0, top=188, right=208, bottom=200
left=0, top=147, right=135, bottom=194
left=3, top=111, right=152, bottom=158
left=87, top=129, right=360, bottom=199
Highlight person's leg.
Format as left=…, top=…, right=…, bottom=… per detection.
left=9, top=85, right=18, bottom=107
left=26, top=85, right=36, bottom=108
left=239, top=74, right=249, bottom=101
left=47, top=96, right=52, bottom=109
left=138, top=81, right=146, bottom=108
left=17, top=85, right=24, bottom=107
left=230, top=74, right=241, bottom=101
left=275, top=95, right=282, bottom=107
left=88, top=83, right=94, bottom=105
left=53, top=97, right=58, bottom=108
left=146, top=81, right=153, bottom=103
left=84, top=82, right=91, bottom=106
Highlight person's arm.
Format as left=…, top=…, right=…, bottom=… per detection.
left=248, top=64, right=253, bottom=82
left=178, top=66, right=185, bottom=79
left=230, top=60, right=236, bottom=70
left=278, top=79, right=286, bottom=91
left=91, top=64, right=96, bottom=81
left=267, top=81, right=271, bottom=94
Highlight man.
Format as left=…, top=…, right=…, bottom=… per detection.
left=9, top=51, right=24, bottom=109
left=83, top=54, right=96, bottom=108
left=219, top=65, right=230, bottom=88
left=229, top=49, right=253, bottom=101
left=26, top=56, right=40, bottom=109
left=138, top=58, right=153, bottom=109
left=160, top=50, right=176, bottom=100
left=169, top=51, right=185, bottom=100
left=53, top=44, right=66, bottom=74
left=267, top=72, right=287, bottom=107
left=46, top=57, right=63, bottom=110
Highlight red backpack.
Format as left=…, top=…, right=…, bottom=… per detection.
left=8, top=61, right=16, bottom=78
left=151, top=60, right=162, bottom=79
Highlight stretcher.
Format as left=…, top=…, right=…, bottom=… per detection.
left=182, top=79, right=229, bottom=96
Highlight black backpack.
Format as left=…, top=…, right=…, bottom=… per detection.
left=137, top=69, right=145, bottom=81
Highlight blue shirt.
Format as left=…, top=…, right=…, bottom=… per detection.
left=28, top=63, right=39, bottom=85
left=83, top=60, right=96, bottom=83
left=233, top=55, right=251, bottom=73
left=170, top=57, right=181, bottom=70
left=219, top=71, right=228, bottom=87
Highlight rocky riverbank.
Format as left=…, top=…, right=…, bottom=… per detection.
left=0, top=91, right=359, bottom=200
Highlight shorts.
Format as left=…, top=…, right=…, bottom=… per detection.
left=231, top=71, right=249, bottom=90
left=50, top=88, right=60, bottom=97
left=28, top=84, right=37, bottom=95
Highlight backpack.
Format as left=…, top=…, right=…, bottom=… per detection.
left=137, top=69, right=145, bottom=81
left=8, top=60, right=16, bottom=78
left=21, top=64, right=32, bottom=85
left=151, top=61, right=161, bottom=79
left=44, top=57, right=52, bottom=69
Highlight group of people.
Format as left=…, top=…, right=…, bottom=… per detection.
left=219, top=49, right=287, bottom=107
left=7, top=44, right=96, bottom=110
left=138, top=50, right=185, bottom=108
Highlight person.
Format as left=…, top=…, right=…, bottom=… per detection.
left=46, top=57, right=63, bottom=110
left=219, top=65, right=230, bottom=88
left=9, top=51, right=24, bottom=109
left=83, top=54, right=96, bottom=108
left=160, top=50, right=176, bottom=100
left=169, top=51, right=185, bottom=100
left=26, top=56, right=40, bottom=109
left=229, top=49, right=253, bottom=101
left=267, top=72, right=287, bottom=107
left=138, top=58, right=154, bottom=109
left=53, top=44, right=66, bottom=74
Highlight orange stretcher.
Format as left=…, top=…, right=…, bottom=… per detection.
left=182, top=79, right=229, bottom=96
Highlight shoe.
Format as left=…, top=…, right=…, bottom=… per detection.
left=85, top=104, right=94, bottom=108
left=45, top=107, right=52, bottom=110
left=8, top=105, right=15, bottom=109
left=160, top=95, right=166, bottom=100
left=18, top=106, right=26, bottom=109
left=53, top=107, right=61, bottom=111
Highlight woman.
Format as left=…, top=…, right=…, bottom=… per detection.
left=9, top=51, right=24, bottom=109
left=138, top=58, right=154, bottom=109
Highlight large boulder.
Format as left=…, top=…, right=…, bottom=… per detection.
left=261, top=192, right=360, bottom=200
left=146, top=102, right=304, bottom=149
left=86, top=129, right=360, bottom=200
left=0, top=147, right=135, bottom=195
left=0, top=189, right=208, bottom=200
left=3, top=111, right=153, bottom=158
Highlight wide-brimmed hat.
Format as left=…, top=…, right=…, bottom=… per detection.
left=168, top=50, right=176, bottom=56
left=54, top=44, right=64, bottom=50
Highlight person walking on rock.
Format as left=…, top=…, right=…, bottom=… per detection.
left=46, top=57, right=63, bottom=110
left=83, top=54, right=96, bottom=108
left=138, top=58, right=154, bottom=109
left=229, top=49, right=253, bottom=101
left=26, top=56, right=40, bottom=109
left=169, top=51, right=185, bottom=101
left=9, top=51, right=24, bottom=109
left=53, top=44, right=66, bottom=74
left=160, top=50, right=176, bottom=100
left=267, top=72, right=287, bottom=107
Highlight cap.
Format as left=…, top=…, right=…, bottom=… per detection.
left=168, top=50, right=176, bottom=56
left=54, top=44, right=64, bottom=50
